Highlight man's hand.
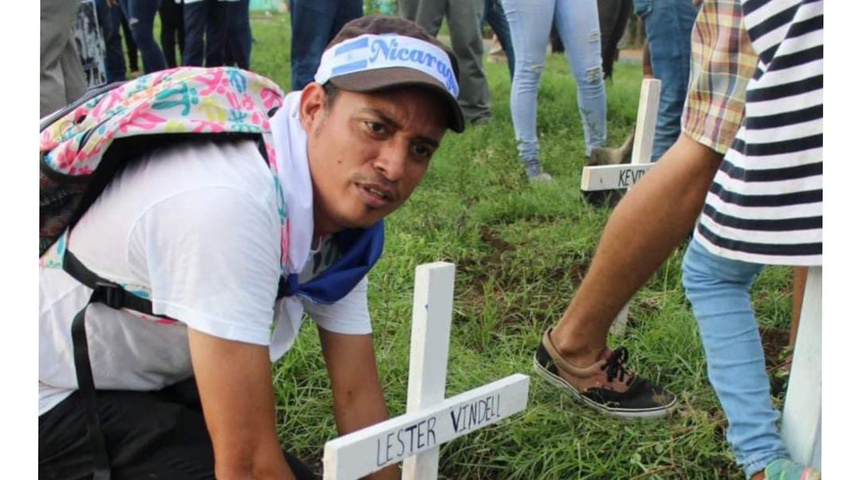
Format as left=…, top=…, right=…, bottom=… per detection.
left=107, top=0, right=118, bottom=8
left=319, top=327, right=400, bottom=480
left=188, top=329, right=297, bottom=480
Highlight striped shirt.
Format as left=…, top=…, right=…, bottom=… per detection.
left=694, top=0, right=823, bottom=266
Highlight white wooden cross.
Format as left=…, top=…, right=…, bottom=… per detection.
left=322, top=262, right=531, bottom=480
left=781, top=266, right=822, bottom=470
left=580, top=78, right=661, bottom=194
left=579, top=78, right=661, bottom=337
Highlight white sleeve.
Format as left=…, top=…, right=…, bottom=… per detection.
left=131, top=186, right=281, bottom=346
left=303, top=276, right=372, bottom=335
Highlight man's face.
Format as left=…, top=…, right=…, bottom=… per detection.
left=301, top=84, right=448, bottom=236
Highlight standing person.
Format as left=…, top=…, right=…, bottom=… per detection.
left=533, top=0, right=756, bottom=418
left=289, top=0, right=363, bottom=91
left=95, top=0, right=128, bottom=83
left=400, top=0, right=493, bottom=126
left=119, top=6, right=141, bottom=74
left=597, top=0, right=632, bottom=81
left=39, top=15, right=465, bottom=480
left=159, top=0, right=185, bottom=68
left=41, top=0, right=87, bottom=117
left=484, top=0, right=515, bottom=79
left=118, top=0, right=168, bottom=73
left=633, top=0, right=699, bottom=161
left=183, top=0, right=231, bottom=67
left=225, top=0, right=253, bottom=70
left=681, top=0, right=823, bottom=478
left=501, top=0, right=607, bottom=182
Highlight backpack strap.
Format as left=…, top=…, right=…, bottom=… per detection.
left=64, top=251, right=164, bottom=479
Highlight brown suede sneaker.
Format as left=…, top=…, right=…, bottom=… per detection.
left=533, top=328, right=677, bottom=419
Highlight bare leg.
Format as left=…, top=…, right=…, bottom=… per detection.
left=550, top=134, right=722, bottom=385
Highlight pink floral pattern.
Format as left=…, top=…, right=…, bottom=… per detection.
left=41, top=67, right=290, bottom=280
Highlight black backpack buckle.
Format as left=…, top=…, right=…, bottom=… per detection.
left=94, top=281, right=125, bottom=310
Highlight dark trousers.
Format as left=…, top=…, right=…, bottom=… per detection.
left=39, top=378, right=318, bottom=480
left=225, top=0, right=252, bottom=69
left=118, top=0, right=168, bottom=73
left=183, top=0, right=229, bottom=67
left=95, top=0, right=127, bottom=82
left=483, top=0, right=515, bottom=79
left=119, top=9, right=140, bottom=72
left=159, top=0, right=185, bottom=68
left=288, top=0, right=363, bottom=91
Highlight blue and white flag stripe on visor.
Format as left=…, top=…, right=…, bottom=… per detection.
left=314, top=34, right=459, bottom=98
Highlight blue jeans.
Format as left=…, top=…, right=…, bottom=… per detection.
left=682, top=239, right=791, bottom=479
left=633, top=0, right=698, bottom=161
left=118, top=0, right=167, bottom=73
left=502, top=0, right=606, bottom=164
left=289, top=0, right=363, bottom=91
left=484, top=0, right=515, bottom=79
left=226, top=0, right=252, bottom=70
left=96, top=0, right=126, bottom=83
left=183, top=0, right=229, bottom=67
left=158, top=0, right=184, bottom=68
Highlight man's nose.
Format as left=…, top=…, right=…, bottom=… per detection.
left=373, top=141, right=408, bottom=181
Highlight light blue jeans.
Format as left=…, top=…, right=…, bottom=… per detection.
left=501, top=0, right=607, bottom=165
left=682, top=239, right=791, bottom=479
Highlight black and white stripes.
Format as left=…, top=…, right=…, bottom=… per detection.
left=695, top=0, right=823, bottom=265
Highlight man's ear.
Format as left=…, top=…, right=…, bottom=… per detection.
left=299, top=83, right=327, bottom=132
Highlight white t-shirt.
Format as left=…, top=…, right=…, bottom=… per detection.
left=39, top=139, right=372, bottom=415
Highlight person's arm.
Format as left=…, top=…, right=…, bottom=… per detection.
left=189, top=329, right=297, bottom=480
left=318, top=327, right=399, bottom=480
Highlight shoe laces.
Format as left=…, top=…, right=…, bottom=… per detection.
left=601, top=347, right=635, bottom=387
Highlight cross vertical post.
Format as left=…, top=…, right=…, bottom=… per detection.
left=402, top=262, right=456, bottom=480
left=781, top=266, right=822, bottom=469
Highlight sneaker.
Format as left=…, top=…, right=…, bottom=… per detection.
left=524, top=160, right=553, bottom=183
left=533, top=328, right=677, bottom=418
left=528, top=172, right=553, bottom=183
left=762, top=459, right=821, bottom=480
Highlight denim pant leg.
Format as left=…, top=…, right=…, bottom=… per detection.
left=96, top=0, right=127, bottom=82
left=225, top=0, right=251, bottom=68
left=555, top=0, right=607, bottom=155
left=682, top=239, right=791, bottom=479
left=204, top=0, right=229, bottom=67
left=234, top=0, right=253, bottom=69
left=159, top=0, right=184, bottom=68
left=633, top=0, right=698, bottom=161
left=124, top=0, right=167, bottom=73
left=183, top=0, right=209, bottom=66
left=290, top=0, right=362, bottom=91
left=485, top=0, right=516, bottom=79
left=502, top=0, right=554, bottom=165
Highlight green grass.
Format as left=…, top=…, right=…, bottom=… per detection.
left=245, top=13, right=794, bottom=479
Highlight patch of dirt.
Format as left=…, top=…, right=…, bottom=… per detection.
left=761, top=326, right=791, bottom=397
left=760, top=327, right=790, bottom=369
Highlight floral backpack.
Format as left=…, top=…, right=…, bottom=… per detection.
left=40, top=66, right=285, bottom=259
left=39, top=67, right=285, bottom=480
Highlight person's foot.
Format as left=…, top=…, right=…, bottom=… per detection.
left=524, top=160, right=553, bottom=183
left=750, top=458, right=821, bottom=480
left=533, top=328, right=676, bottom=418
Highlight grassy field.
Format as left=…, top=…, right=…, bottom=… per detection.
left=245, top=12, right=794, bottom=479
